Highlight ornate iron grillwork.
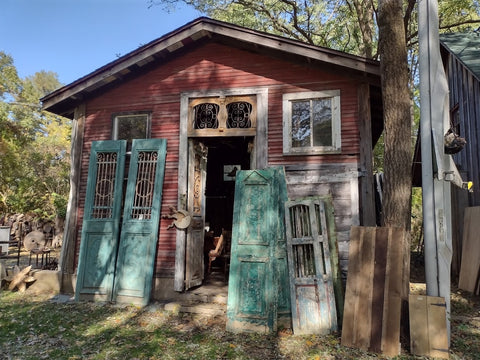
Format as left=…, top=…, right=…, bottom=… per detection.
left=193, top=103, right=219, bottom=129
left=227, top=101, right=252, bottom=128
left=92, top=152, right=118, bottom=219
left=131, top=151, right=158, bottom=220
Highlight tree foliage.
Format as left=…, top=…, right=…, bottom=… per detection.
left=0, top=51, right=70, bottom=218
left=151, top=0, right=480, bottom=59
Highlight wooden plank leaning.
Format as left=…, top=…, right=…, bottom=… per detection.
left=458, top=206, right=480, bottom=295
left=341, top=226, right=406, bottom=357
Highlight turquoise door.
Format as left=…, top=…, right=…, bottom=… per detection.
left=113, top=139, right=167, bottom=306
left=226, top=167, right=290, bottom=333
left=76, top=139, right=166, bottom=305
left=285, top=198, right=337, bottom=334
left=75, top=140, right=126, bottom=302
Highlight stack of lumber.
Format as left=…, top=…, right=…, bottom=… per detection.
left=458, top=207, right=480, bottom=295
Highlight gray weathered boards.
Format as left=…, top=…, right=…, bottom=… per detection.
left=76, top=139, right=167, bottom=305
left=226, top=167, right=290, bottom=333
left=284, top=197, right=337, bottom=334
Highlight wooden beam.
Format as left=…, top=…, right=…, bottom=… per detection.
left=357, top=83, right=376, bottom=226
left=59, top=103, right=85, bottom=278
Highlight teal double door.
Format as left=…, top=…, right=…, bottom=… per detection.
left=75, top=139, right=167, bottom=306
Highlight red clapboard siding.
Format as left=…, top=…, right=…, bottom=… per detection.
left=75, top=41, right=364, bottom=277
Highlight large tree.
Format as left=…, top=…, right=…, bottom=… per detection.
left=0, top=52, right=70, bottom=218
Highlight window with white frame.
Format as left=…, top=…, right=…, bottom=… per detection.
left=112, top=112, right=151, bottom=148
left=283, top=91, right=341, bottom=154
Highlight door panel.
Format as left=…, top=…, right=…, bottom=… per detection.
left=285, top=198, right=337, bottom=334
left=227, top=169, right=278, bottom=333
left=113, top=139, right=167, bottom=305
left=185, top=140, right=207, bottom=290
left=75, top=140, right=126, bottom=302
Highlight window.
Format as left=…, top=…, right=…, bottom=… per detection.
left=283, top=91, right=341, bottom=154
left=188, top=95, right=256, bottom=136
left=112, top=112, right=151, bottom=148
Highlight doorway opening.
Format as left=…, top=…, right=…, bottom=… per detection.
left=198, top=136, right=253, bottom=287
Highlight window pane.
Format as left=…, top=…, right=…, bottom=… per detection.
left=116, top=115, right=148, bottom=142
left=312, top=99, right=332, bottom=147
left=291, top=100, right=311, bottom=148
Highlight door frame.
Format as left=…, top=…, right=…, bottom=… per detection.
left=174, top=87, right=269, bottom=291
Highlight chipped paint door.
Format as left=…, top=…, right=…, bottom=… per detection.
left=185, top=140, right=207, bottom=290
left=113, top=139, right=167, bottom=306
left=285, top=198, right=337, bottom=334
left=75, top=140, right=126, bottom=302
left=227, top=168, right=280, bottom=333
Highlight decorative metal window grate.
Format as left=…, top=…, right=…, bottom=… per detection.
left=92, top=152, right=118, bottom=219
left=193, top=103, right=219, bottom=129
left=130, top=151, right=158, bottom=219
left=226, top=102, right=252, bottom=128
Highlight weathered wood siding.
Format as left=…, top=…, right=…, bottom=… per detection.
left=75, top=41, right=365, bottom=280
left=446, top=54, right=480, bottom=206
left=444, top=49, right=480, bottom=277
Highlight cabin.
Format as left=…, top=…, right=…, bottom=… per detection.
left=440, top=32, right=480, bottom=280
left=41, top=18, right=383, bottom=307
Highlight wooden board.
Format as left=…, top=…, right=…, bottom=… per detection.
left=409, top=295, right=449, bottom=359
left=458, top=207, right=480, bottom=294
left=341, top=226, right=405, bottom=357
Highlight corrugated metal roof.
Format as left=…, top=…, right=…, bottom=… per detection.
left=440, top=32, right=480, bottom=80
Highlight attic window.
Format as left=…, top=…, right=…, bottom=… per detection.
left=283, top=91, right=341, bottom=155
left=188, top=95, right=256, bottom=136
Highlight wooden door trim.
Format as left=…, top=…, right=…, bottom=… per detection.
left=174, top=87, right=268, bottom=292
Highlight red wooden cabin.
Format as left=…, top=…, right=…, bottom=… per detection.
left=42, top=18, right=383, bottom=305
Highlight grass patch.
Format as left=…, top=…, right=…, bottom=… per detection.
left=1, top=290, right=479, bottom=359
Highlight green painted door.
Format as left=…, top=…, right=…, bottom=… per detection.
left=285, top=198, right=337, bottom=334
left=75, top=140, right=126, bottom=302
left=113, top=139, right=167, bottom=306
left=227, top=167, right=289, bottom=333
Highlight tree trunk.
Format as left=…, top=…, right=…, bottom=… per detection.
left=378, top=0, right=412, bottom=230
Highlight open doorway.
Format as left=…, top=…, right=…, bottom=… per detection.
left=202, top=136, right=253, bottom=285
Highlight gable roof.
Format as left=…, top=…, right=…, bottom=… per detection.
left=41, top=17, right=381, bottom=118
left=440, top=32, right=480, bottom=80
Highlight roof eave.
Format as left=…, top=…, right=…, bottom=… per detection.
left=41, top=17, right=380, bottom=116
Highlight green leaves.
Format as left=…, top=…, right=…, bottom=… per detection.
left=0, top=52, right=70, bottom=217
